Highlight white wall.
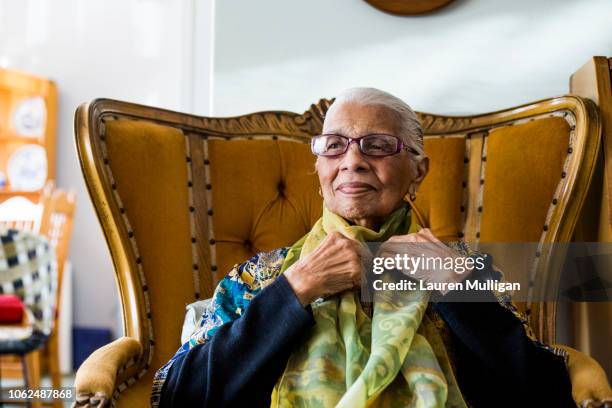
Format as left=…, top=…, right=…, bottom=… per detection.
left=0, top=0, right=214, bottom=336
left=213, top=0, right=612, bottom=116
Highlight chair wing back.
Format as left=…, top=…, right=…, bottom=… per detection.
left=75, top=96, right=599, bottom=406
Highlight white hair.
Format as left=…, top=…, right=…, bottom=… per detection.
left=328, top=87, right=424, bottom=154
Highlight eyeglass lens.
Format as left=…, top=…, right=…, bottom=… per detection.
left=312, top=134, right=400, bottom=156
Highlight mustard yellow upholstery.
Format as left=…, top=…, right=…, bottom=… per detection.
left=480, top=118, right=570, bottom=242
left=74, top=336, right=142, bottom=407
left=73, top=96, right=609, bottom=407
left=208, top=139, right=321, bottom=280
left=104, top=120, right=197, bottom=373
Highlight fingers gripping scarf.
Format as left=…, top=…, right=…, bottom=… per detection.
left=271, top=203, right=464, bottom=408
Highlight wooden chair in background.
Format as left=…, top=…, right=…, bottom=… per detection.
left=0, top=182, right=76, bottom=408
left=39, top=187, right=76, bottom=406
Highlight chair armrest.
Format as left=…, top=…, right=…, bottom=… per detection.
left=73, top=337, right=143, bottom=407
left=555, top=344, right=612, bottom=408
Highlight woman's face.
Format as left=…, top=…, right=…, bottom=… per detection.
left=316, top=102, right=427, bottom=230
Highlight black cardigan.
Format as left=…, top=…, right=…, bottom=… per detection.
left=158, top=275, right=574, bottom=408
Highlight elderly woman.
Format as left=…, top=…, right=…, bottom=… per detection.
left=151, top=88, right=574, bottom=407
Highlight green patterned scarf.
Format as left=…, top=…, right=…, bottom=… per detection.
left=271, top=202, right=466, bottom=408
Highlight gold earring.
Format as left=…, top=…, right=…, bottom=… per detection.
left=318, top=187, right=323, bottom=197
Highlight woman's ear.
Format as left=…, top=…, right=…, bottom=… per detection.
left=408, top=156, right=429, bottom=194
left=415, top=156, right=429, bottom=183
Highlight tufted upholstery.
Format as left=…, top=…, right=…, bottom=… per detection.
left=207, top=140, right=321, bottom=280
left=74, top=96, right=602, bottom=408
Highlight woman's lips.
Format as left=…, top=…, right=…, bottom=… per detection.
left=336, top=182, right=375, bottom=194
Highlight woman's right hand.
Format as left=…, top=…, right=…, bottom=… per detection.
left=284, top=232, right=370, bottom=306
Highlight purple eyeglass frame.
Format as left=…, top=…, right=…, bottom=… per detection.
left=311, top=133, right=420, bottom=157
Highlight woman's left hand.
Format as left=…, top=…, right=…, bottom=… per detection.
left=375, top=228, right=474, bottom=287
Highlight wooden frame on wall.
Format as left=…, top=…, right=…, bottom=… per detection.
left=364, top=0, right=456, bottom=15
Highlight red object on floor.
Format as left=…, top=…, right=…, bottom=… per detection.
left=0, top=294, right=25, bottom=324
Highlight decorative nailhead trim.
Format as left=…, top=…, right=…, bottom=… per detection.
left=459, top=134, right=471, bottom=240
left=201, top=139, right=219, bottom=284
left=97, top=114, right=154, bottom=407
left=526, top=109, right=577, bottom=310
left=185, top=133, right=201, bottom=300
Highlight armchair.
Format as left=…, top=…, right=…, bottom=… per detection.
left=73, top=78, right=611, bottom=406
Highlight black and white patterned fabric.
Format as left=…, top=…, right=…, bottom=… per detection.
left=0, top=227, right=58, bottom=341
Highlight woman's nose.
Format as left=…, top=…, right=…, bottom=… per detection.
left=340, top=142, right=369, bottom=171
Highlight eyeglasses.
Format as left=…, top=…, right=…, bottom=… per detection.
left=311, top=134, right=421, bottom=157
